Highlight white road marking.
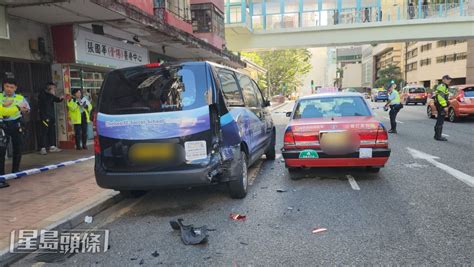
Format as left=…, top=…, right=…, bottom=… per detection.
left=407, top=147, right=474, bottom=187
left=276, top=154, right=283, bottom=160
left=346, top=175, right=360, bottom=190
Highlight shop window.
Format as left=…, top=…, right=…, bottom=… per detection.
left=191, top=3, right=224, bottom=37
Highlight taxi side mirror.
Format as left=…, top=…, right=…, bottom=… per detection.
left=286, top=112, right=292, bottom=117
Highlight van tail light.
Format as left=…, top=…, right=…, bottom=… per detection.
left=145, top=62, right=161, bottom=68
left=93, top=112, right=101, bottom=154
left=456, top=90, right=465, bottom=103
left=283, top=128, right=295, bottom=147
left=375, top=124, right=389, bottom=146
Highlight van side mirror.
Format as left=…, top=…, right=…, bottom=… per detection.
left=264, top=100, right=271, bottom=107
left=286, top=112, right=292, bottom=117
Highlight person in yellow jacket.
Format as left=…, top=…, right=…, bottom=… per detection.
left=67, top=88, right=92, bottom=150
left=433, top=75, right=451, bottom=141
left=0, top=78, right=30, bottom=188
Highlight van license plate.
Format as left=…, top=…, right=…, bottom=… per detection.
left=129, top=143, right=173, bottom=162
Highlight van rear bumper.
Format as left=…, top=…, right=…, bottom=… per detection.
left=95, top=164, right=214, bottom=190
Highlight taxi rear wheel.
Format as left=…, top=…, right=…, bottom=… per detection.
left=228, top=151, right=248, bottom=199
left=366, top=167, right=380, bottom=173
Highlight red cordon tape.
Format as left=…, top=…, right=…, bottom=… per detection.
left=229, top=213, right=246, bottom=221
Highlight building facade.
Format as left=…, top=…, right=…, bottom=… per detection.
left=405, top=40, right=468, bottom=88
left=1, top=0, right=242, bottom=151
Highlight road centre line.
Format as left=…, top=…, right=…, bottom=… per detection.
left=346, top=175, right=360, bottom=190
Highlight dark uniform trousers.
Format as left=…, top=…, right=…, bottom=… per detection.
left=73, top=112, right=88, bottom=149
left=0, top=119, right=23, bottom=174
left=435, top=104, right=446, bottom=137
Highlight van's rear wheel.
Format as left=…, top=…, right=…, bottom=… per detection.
left=228, top=151, right=248, bottom=199
left=119, top=190, right=146, bottom=198
left=265, top=131, right=276, bottom=160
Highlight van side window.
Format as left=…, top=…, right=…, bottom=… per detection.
left=251, top=80, right=264, bottom=106
left=239, top=75, right=259, bottom=108
left=218, top=70, right=244, bottom=106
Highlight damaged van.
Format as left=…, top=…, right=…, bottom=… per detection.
left=94, top=62, right=275, bottom=199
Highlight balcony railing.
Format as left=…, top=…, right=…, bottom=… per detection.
left=225, top=0, right=472, bottom=31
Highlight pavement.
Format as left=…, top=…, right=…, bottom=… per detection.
left=8, top=100, right=474, bottom=265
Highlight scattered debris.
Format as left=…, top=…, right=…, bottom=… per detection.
left=287, top=207, right=293, bottom=210
left=276, top=189, right=287, bottom=193
left=207, top=228, right=217, bottom=231
left=240, top=241, right=248, bottom=245
left=130, top=257, right=137, bottom=261
left=229, top=213, right=247, bottom=221
left=260, top=186, right=268, bottom=189
left=204, top=256, right=212, bottom=260
left=151, top=251, right=160, bottom=257
left=84, top=216, right=93, bottom=224
left=139, top=259, right=145, bottom=265
left=170, top=219, right=209, bottom=245
left=312, top=228, right=327, bottom=234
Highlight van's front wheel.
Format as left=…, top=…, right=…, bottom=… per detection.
left=228, top=151, right=248, bottom=199
left=265, top=131, right=276, bottom=160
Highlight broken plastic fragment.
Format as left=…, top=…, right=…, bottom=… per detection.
left=229, top=213, right=246, bottom=221
left=84, top=216, right=93, bottom=224
left=151, top=251, right=159, bottom=257
left=169, top=219, right=209, bottom=245
left=276, top=189, right=287, bottom=193
left=312, top=228, right=327, bottom=234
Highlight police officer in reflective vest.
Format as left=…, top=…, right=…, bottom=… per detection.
left=67, top=88, right=92, bottom=150
left=0, top=78, right=30, bottom=175
left=0, top=99, right=29, bottom=188
left=433, top=75, right=451, bottom=141
left=384, top=81, right=402, bottom=134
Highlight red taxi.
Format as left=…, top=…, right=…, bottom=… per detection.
left=282, top=93, right=390, bottom=174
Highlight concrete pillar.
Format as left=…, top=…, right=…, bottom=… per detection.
left=466, top=40, right=474, bottom=84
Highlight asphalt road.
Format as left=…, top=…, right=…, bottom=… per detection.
left=16, top=101, right=474, bottom=266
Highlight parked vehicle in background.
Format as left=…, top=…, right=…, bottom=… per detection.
left=282, top=93, right=390, bottom=178
left=401, top=86, right=428, bottom=105
left=94, top=61, right=275, bottom=199
left=371, top=88, right=388, bottom=102
left=427, top=84, right=474, bottom=122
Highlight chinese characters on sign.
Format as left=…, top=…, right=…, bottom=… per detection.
left=10, top=229, right=109, bottom=254
left=86, top=39, right=143, bottom=63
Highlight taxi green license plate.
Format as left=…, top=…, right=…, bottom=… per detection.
left=129, top=143, right=174, bottom=162
left=320, top=131, right=351, bottom=149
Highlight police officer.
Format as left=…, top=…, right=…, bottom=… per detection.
left=384, top=81, right=401, bottom=134
left=433, top=75, right=451, bottom=141
left=0, top=100, right=28, bottom=188
left=67, top=88, right=92, bottom=150
left=0, top=78, right=30, bottom=177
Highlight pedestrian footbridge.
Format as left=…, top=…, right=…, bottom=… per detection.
left=225, top=0, right=474, bottom=50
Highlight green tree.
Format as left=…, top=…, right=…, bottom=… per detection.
left=243, top=49, right=312, bottom=96
left=374, top=64, right=404, bottom=89
left=241, top=52, right=268, bottom=92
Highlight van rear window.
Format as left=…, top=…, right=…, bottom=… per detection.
left=409, top=88, right=425, bottom=93
left=98, top=64, right=209, bottom=114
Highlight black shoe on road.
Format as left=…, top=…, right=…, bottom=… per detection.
left=0, top=181, right=10, bottom=188
left=434, top=136, right=448, bottom=141
left=388, top=129, right=397, bottom=134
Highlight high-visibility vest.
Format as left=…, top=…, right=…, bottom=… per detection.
left=435, top=84, right=449, bottom=108
left=0, top=93, right=27, bottom=120
left=0, top=105, right=20, bottom=118
left=67, top=99, right=92, bottom=125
